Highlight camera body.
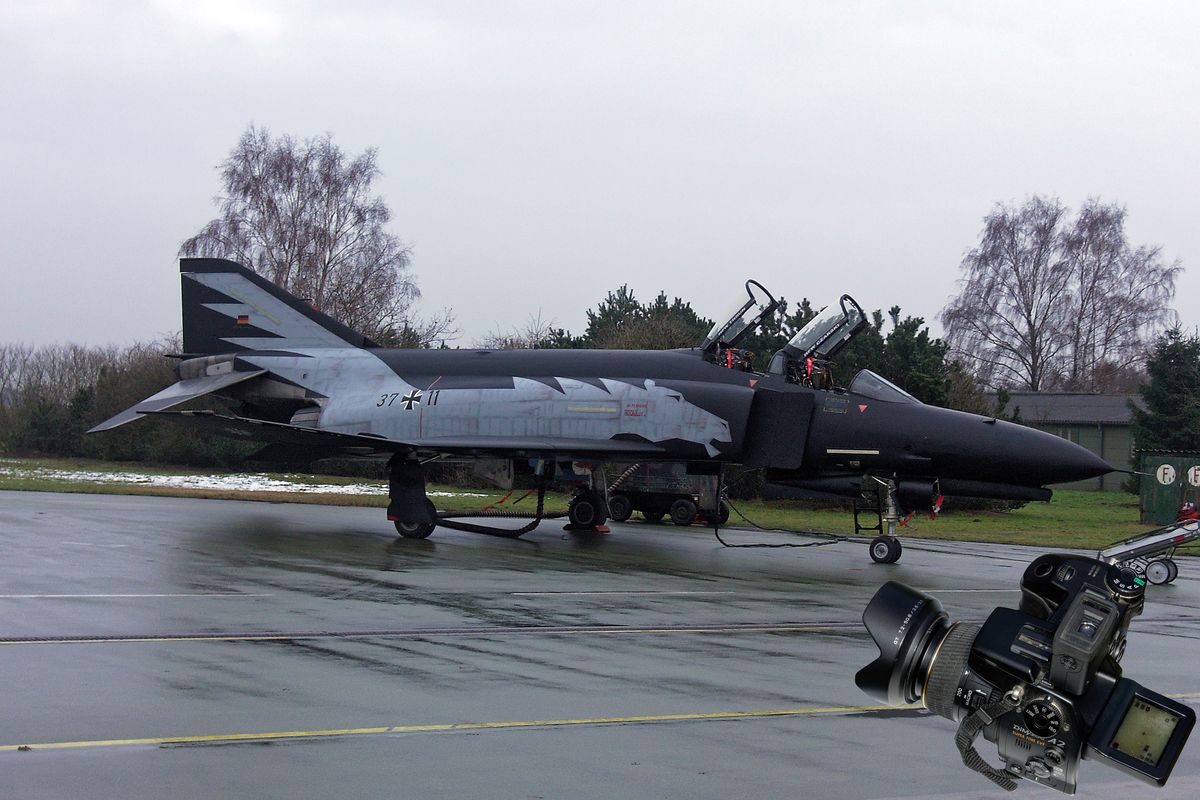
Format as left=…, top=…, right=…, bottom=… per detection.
left=857, top=554, right=1194, bottom=793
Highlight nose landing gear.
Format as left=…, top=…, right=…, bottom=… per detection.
left=858, top=476, right=903, bottom=564
left=869, top=534, right=903, bottom=564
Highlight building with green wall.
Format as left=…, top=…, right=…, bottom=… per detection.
left=997, top=393, right=1143, bottom=491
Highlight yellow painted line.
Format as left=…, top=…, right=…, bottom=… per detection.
left=1, top=635, right=307, bottom=646
left=0, top=704, right=918, bottom=752
left=566, top=405, right=619, bottom=414
left=560, top=626, right=839, bottom=635
left=8, top=692, right=1199, bottom=753
left=0, top=624, right=841, bottom=646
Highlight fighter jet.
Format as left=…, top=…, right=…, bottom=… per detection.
left=89, top=258, right=1112, bottom=562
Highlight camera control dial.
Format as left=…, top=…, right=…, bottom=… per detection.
left=1106, top=567, right=1145, bottom=600
left=1024, top=698, right=1063, bottom=737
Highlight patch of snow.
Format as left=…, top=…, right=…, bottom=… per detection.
left=0, top=466, right=489, bottom=497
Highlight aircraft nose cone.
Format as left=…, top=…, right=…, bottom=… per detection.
left=1019, top=425, right=1114, bottom=485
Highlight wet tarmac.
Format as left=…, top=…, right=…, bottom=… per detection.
left=1, top=490, right=1197, bottom=799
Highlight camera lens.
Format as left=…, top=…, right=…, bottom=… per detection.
left=856, top=582, right=983, bottom=720
left=855, top=581, right=952, bottom=706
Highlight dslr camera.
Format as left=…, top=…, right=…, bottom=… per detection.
left=856, top=554, right=1194, bottom=792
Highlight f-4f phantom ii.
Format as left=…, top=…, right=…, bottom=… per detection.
left=91, top=259, right=1111, bottom=562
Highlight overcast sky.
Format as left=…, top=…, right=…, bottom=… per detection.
left=2, top=1, right=1197, bottom=349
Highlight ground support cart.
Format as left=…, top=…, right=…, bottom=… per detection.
left=1099, top=519, right=1199, bottom=585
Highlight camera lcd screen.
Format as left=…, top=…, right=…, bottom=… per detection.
left=1109, top=696, right=1181, bottom=766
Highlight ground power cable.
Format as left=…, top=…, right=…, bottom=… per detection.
left=712, top=469, right=846, bottom=549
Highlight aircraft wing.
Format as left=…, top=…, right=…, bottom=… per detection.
left=145, top=410, right=668, bottom=460
left=87, top=370, right=267, bottom=433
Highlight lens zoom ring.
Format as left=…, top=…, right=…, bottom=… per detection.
left=924, top=622, right=979, bottom=721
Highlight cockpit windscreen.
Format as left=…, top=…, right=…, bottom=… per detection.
left=848, top=370, right=920, bottom=404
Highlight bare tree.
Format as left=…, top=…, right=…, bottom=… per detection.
left=1060, top=201, right=1180, bottom=391
left=474, top=312, right=561, bottom=349
left=181, top=126, right=454, bottom=346
left=941, top=196, right=1179, bottom=391
left=941, top=197, right=1072, bottom=390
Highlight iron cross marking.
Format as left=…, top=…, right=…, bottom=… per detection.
left=401, top=390, right=423, bottom=410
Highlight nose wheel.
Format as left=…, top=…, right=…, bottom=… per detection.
left=869, top=535, right=902, bottom=564
left=859, top=476, right=905, bottom=563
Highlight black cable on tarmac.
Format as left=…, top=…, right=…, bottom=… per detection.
left=712, top=469, right=845, bottom=549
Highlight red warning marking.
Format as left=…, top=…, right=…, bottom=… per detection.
left=858, top=404, right=868, bottom=413
left=749, top=379, right=758, bottom=387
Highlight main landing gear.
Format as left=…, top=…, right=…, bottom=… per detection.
left=388, top=457, right=437, bottom=539
left=566, top=466, right=611, bottom=531
left=387, top=454, right=558, bottom=541
left=857, top=476, right=903, bottom=564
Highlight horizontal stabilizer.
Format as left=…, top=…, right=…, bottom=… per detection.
left=86, top=370, right=266, bottom=433
left=144, top=410, right=668, bottom=460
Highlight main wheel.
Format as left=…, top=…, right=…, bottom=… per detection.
left=608, top=494, right=633, bottom=523
left=1145, top=559, right=1173, bottom=585
left=394, top=499, right=437, bottom=539
left=869, top=535, right=901, bottom=564
left=1165, top=558, right=1179, bottom=584
left=669, top=498, right=697, bottom=526
left=716, top=501, right=730, bottom=525
left=568, top=493, right=607, bottom=528
left=642, top=510, right=665, bottom=523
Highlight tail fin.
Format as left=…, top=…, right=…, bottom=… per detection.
left=181, top=258, right=378, bottom=354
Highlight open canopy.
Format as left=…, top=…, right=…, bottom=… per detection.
left=700, top=280, right=779, bottom=353
left=783, top=294, right=866, bottom=360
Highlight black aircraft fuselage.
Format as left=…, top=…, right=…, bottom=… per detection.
left=360, top=345, right=1108, bottom=503
left=90, top=259, right=1113, bottom=558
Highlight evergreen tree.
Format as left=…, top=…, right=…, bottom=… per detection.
left=1130, top=329, right=1200, bottom=453
left=581, top=286, right=713, bottom=350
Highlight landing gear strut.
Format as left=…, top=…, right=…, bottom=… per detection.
left=566, top=466, right=610, bottom=530
left=387, top=456, right=438, bottom=539
left=388, top=454, right=559, bottom=540
left=857, top=476, right=903, bottom=564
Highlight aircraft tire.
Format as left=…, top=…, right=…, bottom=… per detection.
left=716, top=501, right=730, bottom=525
left=1145, top=559, right=1173, bottom=586
left=1165, top=558, right=1179, bottom=584
left=869, top=535, right=901, bottom=564
left=642, top=510, right=665, bottom=523
left=395, top=499, right=437, bottom=539
left=608, top=494, right=633, bottom=523
left=669, top=498, right=697, bottom=526
left=568, top=494, right=606, bottom=528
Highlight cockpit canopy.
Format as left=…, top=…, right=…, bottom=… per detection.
left=767, top=294, right=867, bottom=382
left=701, top=280, right=779, bottom=353
left=782, top=295, right=866, bottom=361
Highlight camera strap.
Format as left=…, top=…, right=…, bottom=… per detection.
left=954, top=691, right=1022, bottom=791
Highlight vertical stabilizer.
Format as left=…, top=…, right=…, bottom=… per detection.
left=180, top=258, right=377, bottom=355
